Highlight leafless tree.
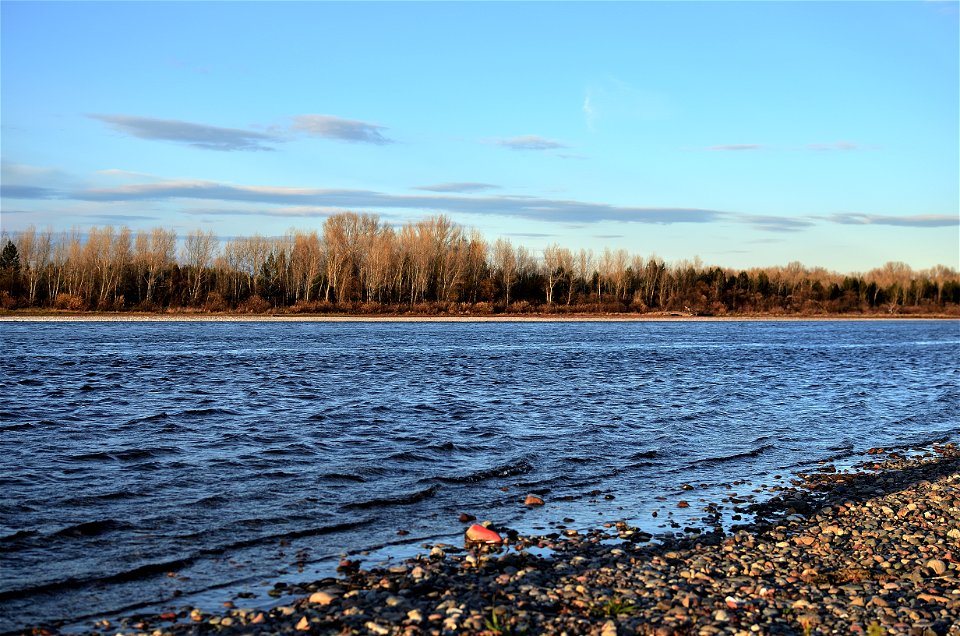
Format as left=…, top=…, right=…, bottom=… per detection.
left=182, top=229, right=217, bottom=305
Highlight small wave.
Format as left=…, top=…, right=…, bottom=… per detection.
left=69, top=447, right=177, bottom=462
left=433, top=458, right=534, bottom=484
left=69, top=451, right=114, bottom=462
left=0, top=555, right=196, bottom=602
left=180, top=408, right=239, bottom=417
left=17, top=378, right=42, bottom=386
left=321, top=472, right=366, bottom=482
left=114, top=447, right=178, bottom=461
left=0, top=422, right=34, bottom=432
left=386, top=450, right=432, bottom=462
left=629, top=450, right=658, bottom=460
left=0, top=529, right=36, bottom=544
left=51, top=519, right=133, bottom=539
left=124, top=412, right=169, bottom=426
left=694, top=443, right=775, bottom=466
left=61, top=490, right=143, bottom=506
left=345, top=485, right=441, bottom=509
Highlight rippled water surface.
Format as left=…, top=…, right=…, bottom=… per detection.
left=1, top=320, right=958, bottom=630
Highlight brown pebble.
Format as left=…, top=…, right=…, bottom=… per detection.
left=458, top=513, right=476, bottom=523
left=308, top=591, right=335, bottom=605
left=524, top=494, right=545, bottom=506
left=677, top=500, right=690, bottom=508
left=295, top=615, right=310, bottom=631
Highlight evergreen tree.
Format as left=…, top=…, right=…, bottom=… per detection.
left=0, top=240, right=20, bottom=271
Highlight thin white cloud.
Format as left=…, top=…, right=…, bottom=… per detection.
left=828, top=213, right=959, bottom=228
left=291, top=115, right=393, bottom=145
left=493, top=135, right=569, bottom=151
left=706, top=144, right=767, bottom=151
left=583, top=92, right=597, bottom=131
left=414, top=182, right=500, bottom=193
left=807, top=141, right=863, bottom=151
left=89, top=114, right=279, bottom=151
left=742, top=215, right=815, bottom=233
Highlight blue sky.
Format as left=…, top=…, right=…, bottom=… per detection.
left=1, top=1, right=957, bottom=272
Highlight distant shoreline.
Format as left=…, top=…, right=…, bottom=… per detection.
left=0, top=311, right=956, bottom=323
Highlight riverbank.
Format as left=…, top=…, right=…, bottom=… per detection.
left=55, top=443, right=958, bottom=636
left=1, top=311, right=957, bottom=322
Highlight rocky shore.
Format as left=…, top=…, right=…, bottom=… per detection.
left=42, top=444, right=960, bottom=636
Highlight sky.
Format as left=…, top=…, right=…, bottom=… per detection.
left=1, top=1, right=958, bottom=272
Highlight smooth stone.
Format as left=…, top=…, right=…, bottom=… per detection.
left=524, top=494, right=545, bottom=506
left=465, top=524, right=503, bottom=544
left=308, top=591, right=335, bottom=605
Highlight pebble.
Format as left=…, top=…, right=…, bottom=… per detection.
left=465, top=523, right=503, bottom=544
left=308, top=590, right=335, bottom=605
left=82, top=443, right=959, bottom=636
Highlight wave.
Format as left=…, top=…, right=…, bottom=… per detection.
left=321, top=472, right=366, bottom=482
left=61, top=490, right=143, bottom=506
left=0, top=554, right=195, bottom=602
left=344, top=485, right=441, bottom=509
left=629, top=450, right=658, bottom=460
left=0, top=529, right=37, bottom=545
left=51, top=519, right=133, bottom=539
left=432, top=458, right=534, bottom=484
left=0, top=422, right=35, bottom=432
left=693, top=443, right=775, bottom=467
left=386, top=450, right=432, bottom=462
left=68, top=447, right=178, bottom=462
left=124, top=412, right=169, bottom=426
left=180, top=408, right=239, bottom=417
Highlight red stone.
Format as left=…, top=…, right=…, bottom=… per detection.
left=465, top=524, right=503, bottom=544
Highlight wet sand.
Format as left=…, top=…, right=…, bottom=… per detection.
left=55, top=443, right=959, bottom=636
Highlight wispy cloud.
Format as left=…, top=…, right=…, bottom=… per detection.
left=190, top=205, right=349, bottom=218
left=583, top=93, right=597, bottom=131
left=706, top=144, right=766, bottom=151
left=65, top=179, right=724, bottom=225
left=828, top=213, right=959, bottom=227
left=88, top=114, right=279, bottom=151
left=414, top=182, right=500, bottom=193
left=493, top=135, right=568, bottom=151
left=742, top=215, right=815, bottom=233
left=291, top=115, right=393, bottom=145
left=807, top=141, right=863, bottom=151
left=0, top=185, right=62, bottom=199
left=507, top=232, right=557, bottom=239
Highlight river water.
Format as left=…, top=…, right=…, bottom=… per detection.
left=1, top=320, right=957, bottom=631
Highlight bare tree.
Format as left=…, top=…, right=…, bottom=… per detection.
left=492, top=238, right=517, bottom=306
left=14, top=225, right=52, bottom=306
left=182, top=229, right=217, bottom=305
left=289, top=230, right=324, bottom=303
left=134, top=227, right=176, bottom=304
left=574, top=248, right=593, bottom=304
left=542, top=243, right=564, bottom=305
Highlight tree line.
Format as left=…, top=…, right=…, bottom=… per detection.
left=1, top=213, right=958, bottom=315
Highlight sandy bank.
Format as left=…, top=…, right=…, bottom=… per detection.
left=1, top=312, right=955, bottom=323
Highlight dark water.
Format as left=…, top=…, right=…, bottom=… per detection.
left=0, top=320, right=957, bottom=631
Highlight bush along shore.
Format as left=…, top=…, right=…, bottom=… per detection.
left=48, top=444, right=959, bottom=636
